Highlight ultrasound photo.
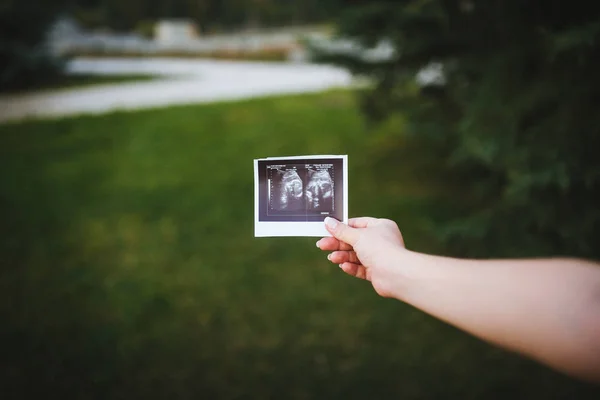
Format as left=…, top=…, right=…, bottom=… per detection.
left=267, top=163, right=336, bottom=217
left=270, top=167, right=305, bottom=211
left=305, top=167, right=334, bottom=211
left=254, top=155, right=347, bottom=237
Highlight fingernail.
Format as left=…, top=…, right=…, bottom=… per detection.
left=316, top=240, right=321, bottom=248
left=325, top=217, right=338, bottom=229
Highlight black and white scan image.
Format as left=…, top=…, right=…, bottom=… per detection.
left=255, top=156, right=347, bottom=236
left=267, top=163, right=336, bottom=217
left=305, top=166, right=334, bottom=212
left=270, top=166, right=305, bottom=212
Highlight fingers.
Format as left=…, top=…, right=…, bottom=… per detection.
left=348, top=217, right=378, bottom=228
left=340, top=262, right=368, bottom=280
left=328, top=251, right=359, bottom=264
left=317, top=237, right=353, bottom=251
left=324, top=217, right=360, bottom=246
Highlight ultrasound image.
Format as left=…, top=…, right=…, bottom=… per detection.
left=267, top=163, right=336, bottom=217
left=259, top=158, right=343, bottom=223
left=273, top=168, right=304, bottom=211
left=306, top=168, right=333, bottom=211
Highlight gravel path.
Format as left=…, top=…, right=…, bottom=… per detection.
left=0, top=58, right=353, bottom=122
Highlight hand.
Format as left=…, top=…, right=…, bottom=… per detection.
left=317, top=217, right=408, bottom=298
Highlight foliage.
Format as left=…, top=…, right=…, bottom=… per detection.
left=0, top=0, right=68, bottom=92
left=71, top=0, right=343, bottom=32
left=1, top=92, right=598, bottom=399
left=134, top=19, right=156, bottom=39
left=326, top=0, right=600, bottom=259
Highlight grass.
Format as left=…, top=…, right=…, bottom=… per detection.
left=9, top=73, right=158, bottom=94
left=0, top=91, right=597, bottom=399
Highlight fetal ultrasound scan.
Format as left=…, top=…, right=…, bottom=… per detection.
left=270, top=167, right=305, bottom=211
left=305, top=167, right=334, bottom=211
left=267, top=164, right=335, bottom=215
left=254, top=155, right=347, bottom=237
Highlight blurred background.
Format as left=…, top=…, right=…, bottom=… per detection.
left=1, top=0, right=600, bottom=398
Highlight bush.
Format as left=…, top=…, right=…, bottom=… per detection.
left=0, top=0, right=67, bottom=92
left=134, top=20, right=156, bottom=39
left=325, top=0, right=600, bottom=259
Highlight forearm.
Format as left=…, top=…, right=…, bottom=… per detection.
left=395, top=251, right=600, bottom=382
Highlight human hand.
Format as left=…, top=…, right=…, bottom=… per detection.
left=317, top=217, right=409, bottom=298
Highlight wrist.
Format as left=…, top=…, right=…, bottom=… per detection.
left=386, top=248, right=432, bottom=302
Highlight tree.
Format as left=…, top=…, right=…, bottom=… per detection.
left=325, top=0, right=600, bottom=259
left=69, top=0, right=343, bottom=32
left=0, top=0, right=68, bottom=92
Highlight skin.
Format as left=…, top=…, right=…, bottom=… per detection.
left=317, top=217, right=600, bottom=383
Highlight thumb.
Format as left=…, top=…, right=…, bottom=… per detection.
left=324, top=217, right=360, bottom=246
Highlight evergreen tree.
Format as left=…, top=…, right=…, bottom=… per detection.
left=327, top=0, right=600, bottom=259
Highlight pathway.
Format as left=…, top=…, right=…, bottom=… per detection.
left=0, top=58, right=353, bottom=122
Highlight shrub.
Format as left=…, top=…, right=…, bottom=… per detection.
left=0, top=0, right=67, bottom=92
left=325, top=0, right=600, bottom=259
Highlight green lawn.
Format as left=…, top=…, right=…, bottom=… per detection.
left=10, top=73, right=158, bottom=94
left=0, top=91, right=597, bottom=399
